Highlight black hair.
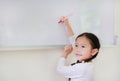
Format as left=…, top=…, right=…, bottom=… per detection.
left=75, top=32, right=100, bottom=62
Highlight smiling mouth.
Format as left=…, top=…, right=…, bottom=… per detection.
left=75, top=54, right=82, bottom=56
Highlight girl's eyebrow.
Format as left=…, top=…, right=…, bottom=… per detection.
left=74, top=43, right=87, bottom=46
left=74, top=43, right=78, bottom=44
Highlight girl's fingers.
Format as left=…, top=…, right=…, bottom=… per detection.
left=59, top=16, right=68, bottom=23
left=64, top=44, right=73, bottom=52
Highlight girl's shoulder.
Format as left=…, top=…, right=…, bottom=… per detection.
left=72, top=62, right=94, bottom=68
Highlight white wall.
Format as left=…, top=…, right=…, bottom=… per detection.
left=0, top=0, right=120, bottom=81
left=0, top=49, right=66, bottom=81
left=115, top=0, right=120, bottom=45
left=93, top=46, right=120, bottom=81
left=0, top=46, right=120, bottom=81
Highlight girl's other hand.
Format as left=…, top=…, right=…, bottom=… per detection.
left=62, top=44, right=73, bottom=58
left=59, top=16, right=69, bottom=26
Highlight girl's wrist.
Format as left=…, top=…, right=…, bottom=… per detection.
left=61, top=52, right=68, bottom=59
left=65, top=22, right=70, bottom=27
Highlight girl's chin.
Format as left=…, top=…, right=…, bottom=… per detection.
left=74, top=54, right=83, bottom=61
left=76, top=56, right=83, bottom=61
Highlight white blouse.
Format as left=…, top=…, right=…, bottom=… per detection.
left=57, top=58, right=94, bottom=81
left=57, top=35, right=94, bottom=81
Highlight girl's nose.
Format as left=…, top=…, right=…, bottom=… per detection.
left=75, top=47, right=81, bottom=52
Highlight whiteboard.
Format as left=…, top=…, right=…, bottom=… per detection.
left=0, top=0, right=115, bottom=47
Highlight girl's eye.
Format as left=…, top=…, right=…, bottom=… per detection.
left=81, top=46, right=85, bottom=48
left=75, top=44, right=78, bottom=47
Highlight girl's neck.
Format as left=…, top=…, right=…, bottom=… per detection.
left=78, top=59, right=93, bottom=63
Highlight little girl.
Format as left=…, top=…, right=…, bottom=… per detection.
left=57, top=16, right=100, bottom=81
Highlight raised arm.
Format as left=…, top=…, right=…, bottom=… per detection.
left=59, top=16, right=74, bottom=37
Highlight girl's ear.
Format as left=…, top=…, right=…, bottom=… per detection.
left=91, top=48, right=99, bottom=56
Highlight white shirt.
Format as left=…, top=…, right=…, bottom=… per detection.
left=69, top=35, right=76, bottom=48
left=57, top=35, right=94, bottom=81
left=57, top=57, right=94, bottom=81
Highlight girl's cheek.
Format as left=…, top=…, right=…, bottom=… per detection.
left=73, top=48, right=80, bottom=54
left=73, top=48, right=77, bottom=53
left=73, top=50, right=76, bottom=54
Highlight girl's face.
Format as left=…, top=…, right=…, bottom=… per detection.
left=73, top=36, right=98, bottom=62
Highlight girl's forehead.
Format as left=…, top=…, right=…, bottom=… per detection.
left=76, top=36, right=90, bottom=44
left=76, top=36, right=88, bottom=41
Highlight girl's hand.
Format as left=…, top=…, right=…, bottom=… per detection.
left=58, top=16, right=70, bottom=26
left=62, top=44, right=73, bottom=58
left=58, top=16, right=74, bottom=37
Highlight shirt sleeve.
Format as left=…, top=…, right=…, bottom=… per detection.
left=56, top=57, right=87, bottom=78
left=69, top=35, right=76, bottom=48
